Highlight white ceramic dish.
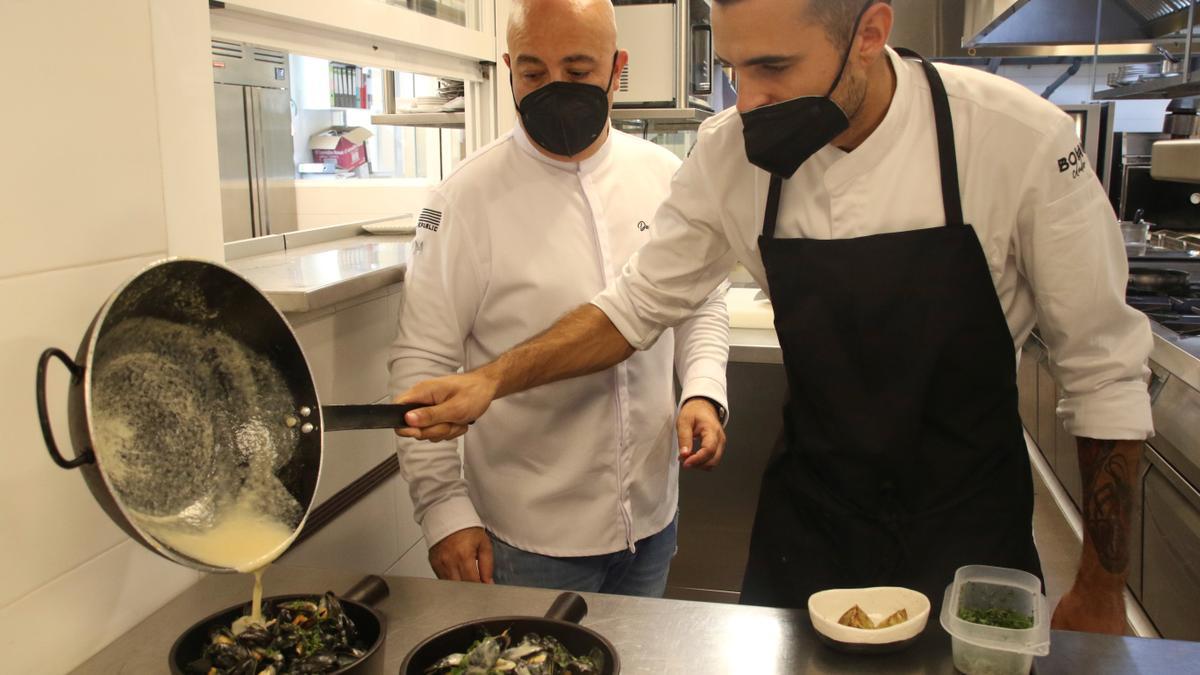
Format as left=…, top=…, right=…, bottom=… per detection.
left=808, top=586, right=930, bottom=654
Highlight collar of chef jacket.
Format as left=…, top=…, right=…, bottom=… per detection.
left=812, top=47, right=920, bottom=192
left=512, top=119, right=616, bottom=174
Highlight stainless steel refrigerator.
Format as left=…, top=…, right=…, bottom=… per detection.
left=211, top=39, right=297, bottom=242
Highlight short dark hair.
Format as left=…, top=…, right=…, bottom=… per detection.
left=714, top=0, right=891, bottom=51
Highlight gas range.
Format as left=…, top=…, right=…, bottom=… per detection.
left=1127, top=231, right=1200, bottom=337
left=1128, top=287, right=1200, bottom=336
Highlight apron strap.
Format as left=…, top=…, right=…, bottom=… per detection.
left=758, top=48, right=966, bottom=239
left=894, top=47, right=965, bottom=228
left=763, top=174, right=784, bottom=240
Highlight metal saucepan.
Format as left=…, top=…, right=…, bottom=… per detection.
left=1128, top=267, right=1192, bottom=295
left=35, top=259, right=420, bottom=572
left=169, top=575, right=390, bottom=675
left=400, top=592, right=620, bottom=674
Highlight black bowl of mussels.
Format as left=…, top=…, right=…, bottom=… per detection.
left=169, top=575, right=389, bottom=675
left=400, top=591, right=618, bottom=674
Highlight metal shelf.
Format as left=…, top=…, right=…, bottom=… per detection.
left=370, top=112, right=465, bottom=128
left=1093, top=71, right=1200, bottom=99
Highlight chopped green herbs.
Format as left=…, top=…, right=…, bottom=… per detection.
left=957, top=606, right=1034, bottom=629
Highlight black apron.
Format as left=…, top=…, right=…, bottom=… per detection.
left=739, top=50, right=1042, bottom=616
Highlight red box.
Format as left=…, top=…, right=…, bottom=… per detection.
left=309, top=126, right=373, bottom=171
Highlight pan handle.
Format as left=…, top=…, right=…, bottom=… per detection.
left=544, top=592, right=588, bottom=625
left=321, top=403, right=424, bottom=432
left=36, top=348, right=94, bottom=470
left=343, top=575, right=390, bottom=607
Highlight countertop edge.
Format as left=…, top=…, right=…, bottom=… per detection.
left=269, top=263, right=408, bottom=313
left=228, top=235, right=410, bottom=314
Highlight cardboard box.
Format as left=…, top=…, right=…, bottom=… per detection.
left=309, top=126, right=373, bottom=171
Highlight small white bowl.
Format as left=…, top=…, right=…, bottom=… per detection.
left=808, top=586, right=930, bottom=654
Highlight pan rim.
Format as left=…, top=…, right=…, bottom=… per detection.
left=398, top=613, right=621, bottom=674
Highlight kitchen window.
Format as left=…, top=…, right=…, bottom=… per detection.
left=290, top=54, right=468, bottom=182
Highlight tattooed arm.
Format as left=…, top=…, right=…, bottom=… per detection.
left=1051, top=438, right=1142, bottom=635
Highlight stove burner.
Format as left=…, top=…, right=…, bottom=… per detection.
left=1127, top=288, right=1200, bottom=337
left=1155, top=318, right=1200, bottom=337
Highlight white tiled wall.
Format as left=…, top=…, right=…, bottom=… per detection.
left=0, top=1, right=222, bottom=671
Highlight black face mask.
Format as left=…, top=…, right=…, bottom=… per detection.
left=740, top=1, right=873, bottom=178
left=514, top=53, right=617, bottom=157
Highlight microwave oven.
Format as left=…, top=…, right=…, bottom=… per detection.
left=613, top=0, right=712, bottom=110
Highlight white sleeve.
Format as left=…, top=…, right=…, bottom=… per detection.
left=673, top=281, right=731, bottom=422
left=387, top=191, right=486, bottom=546
left=591, top=131, right=738, bottom=349
left=1016, top=115, right=1153, bottom=441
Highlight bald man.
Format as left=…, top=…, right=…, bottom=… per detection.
left=387, top=0, right=730, bottom=596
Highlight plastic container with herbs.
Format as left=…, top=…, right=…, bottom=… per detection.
left=939, top=565, right=1050, bottom=675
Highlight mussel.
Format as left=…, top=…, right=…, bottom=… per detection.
left=190, top=591, right=365, bottom=675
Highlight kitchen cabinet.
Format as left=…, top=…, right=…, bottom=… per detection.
left=1055, top=387, right=1082, bottom=509
left=1140, top=450, right=1200, bottom=641
left=1017, top=344, right=1038, bottom=437
left=667, top=360, right=787, bottom=603
left=1019, top=335, right=1083, bottom=509
left=1037, top=356, right=1059, bottom=470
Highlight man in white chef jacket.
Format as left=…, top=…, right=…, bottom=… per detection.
left=395, top=0, right=1152, bottom=634
left=388, top=0, right=730, bottom=596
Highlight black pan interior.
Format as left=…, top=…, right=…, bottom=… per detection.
left=91, top=260, right=321, bottom=542
left=402, top=617, right=618, bottom=675
left=168, top=594, right=383, bottom=675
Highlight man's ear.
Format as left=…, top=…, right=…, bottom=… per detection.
left=855, top=2, right=893, bottom=66
left=611, top=49, right=630, bottom=90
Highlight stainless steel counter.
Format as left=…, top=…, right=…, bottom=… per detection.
left=72, top=565, right=1200, bottom=674
left=1147, top=321, right=1200, bottom=394
left=227, top=233, right=411, bottom=314
left=729, top=327, right=782, bottom=364
left=730, top=317, right=1200, bottom=395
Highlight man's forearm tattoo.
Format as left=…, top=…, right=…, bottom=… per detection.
left=1079, top=438, right=1135, bottom=575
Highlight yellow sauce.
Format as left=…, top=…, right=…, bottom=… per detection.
left=232, top=566, right=269, bottom=635
left=146, top=499, right=296, bottom=572
left=251, top=566, right=267, bottom=625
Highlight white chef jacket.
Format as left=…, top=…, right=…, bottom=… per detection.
left=388, top=125, right=731, bottom=556
left=593, top=46, right=1153, bottom=441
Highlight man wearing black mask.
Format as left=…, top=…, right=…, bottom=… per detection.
left=389, top=0, right=730, bottom=596
left=395, top=0, right=1152, bottom=635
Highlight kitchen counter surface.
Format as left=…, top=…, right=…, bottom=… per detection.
left=729, top=326, right=783, bottom=364
left=727, top=297, right=1200, bottom=392
left=72, top=565, right=1200, bottom=674
left=227, top=234, right=412, bottom=314
left=1147, top=320, right=1200, bottom=393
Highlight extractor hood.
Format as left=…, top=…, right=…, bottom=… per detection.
left=887, top=0, right=1166, bottom=60
left=964, top=0, right=1198, bottom=47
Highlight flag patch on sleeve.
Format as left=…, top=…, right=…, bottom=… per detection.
left=417, top=208, right=442, bottom=232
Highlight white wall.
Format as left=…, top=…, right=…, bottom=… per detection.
left=0, top=1, right=223, bottom=672
left=294, top=179, right=436, bottom=229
